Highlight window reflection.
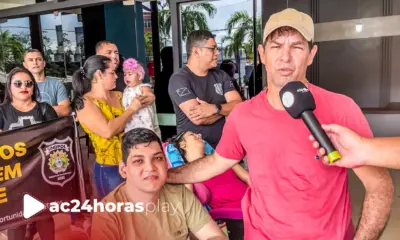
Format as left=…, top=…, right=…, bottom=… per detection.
left=40, top=12, right=65, bottom=79
left=0, top=17, right=31, bottom=84
left=40, top=10, right=85, bottom=83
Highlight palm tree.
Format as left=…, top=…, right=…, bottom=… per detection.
left=221, top=32, right=245, bottom=84
left=180, top=3, right=216, bottom=40
left=12, top=32, right=31, bottom=52
left=158, top=2, right=217, bottom=44
left=225, top=11, right=262, bottom=59
left=0, top=30, right=25, bottom=72
left=158, top=8, right=171, bottom=48
left=222, top=11, right=262, bottom=84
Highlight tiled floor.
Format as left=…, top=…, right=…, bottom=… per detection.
left=1, top=146, right=399, bottom=239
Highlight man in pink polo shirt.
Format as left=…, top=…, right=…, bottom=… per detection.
left=167, top=8, right=393, bottom=240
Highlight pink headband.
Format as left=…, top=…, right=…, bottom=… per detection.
left=123, top=58, right=145, bottom=80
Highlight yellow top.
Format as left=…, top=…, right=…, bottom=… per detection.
left=80, top=92, right=125, bottom=165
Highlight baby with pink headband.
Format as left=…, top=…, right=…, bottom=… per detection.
left=122, top=58, right=161, bottom=139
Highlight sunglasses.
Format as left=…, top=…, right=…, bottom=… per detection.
left=13, top=80, right=34, bottom=88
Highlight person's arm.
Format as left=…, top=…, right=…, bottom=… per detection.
left=76, top=95, right=141, bottom=139
left=311, top=123, right=400, bottom=170
left=91, top=211, right=121, bottom=240
left=340, top=100, right=393, bottom=240
left=352, top=166, right=393, bottom=240
left=193, top=220, right=228, bottom=240
left=187, top=73, right=242, bottom=122
left=184, top=184, right=194, bottom=192
left=53, top=81, right=71, bottom=117
left=182, top=186, right=227, bottom=240
left=183, top=99, right=223, bottom=125
left=168, top=74, right=217, bottom=125
left=53, top=99, right=70, bottom=117
left=167, top=107, right=245, bottom=184
left=219, top=73, right=242, bottom=116
left=44, top=103, right=59, bottom=121
left=187, top=91, right=241, bottom=123
left=140, top=85, right=155, bottom=106
left=232, top=164, right=249, bottom=185
left=218, top=91, right=242, bottom=116
left=363, top=137, right=400, bottom=169
left=167, top=152, right=238, bottom=184
left=311, top=126, right=395, bottom=239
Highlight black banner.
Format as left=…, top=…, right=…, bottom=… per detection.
left=0, top=116, right=85, bottom=231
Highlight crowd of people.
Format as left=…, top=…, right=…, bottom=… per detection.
left=0, top=7, right=399, bottom=240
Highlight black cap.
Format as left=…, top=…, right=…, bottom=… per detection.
left=279, top=81, right=315, bottom=119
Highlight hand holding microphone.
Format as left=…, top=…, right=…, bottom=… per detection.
left=279, top=81, right=341, bottom=164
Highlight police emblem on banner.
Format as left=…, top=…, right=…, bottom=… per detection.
left=38, top=137, right=76, bottom=187
left=214, top=83, right=223, bottom=95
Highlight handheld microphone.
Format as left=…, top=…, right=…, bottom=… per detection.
left=279, top=81, right=341, bottom=164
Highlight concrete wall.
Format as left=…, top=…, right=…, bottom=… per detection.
left=366, top=114, right=400, bottom=137
left=103, top=1, right=147, bottom=82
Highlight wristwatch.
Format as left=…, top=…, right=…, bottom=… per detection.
left=215, top=104, right=222, bottom=115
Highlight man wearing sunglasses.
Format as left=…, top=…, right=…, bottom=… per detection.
left=168, top=30, right=242, bottom=149
left=23, top=49, right=71, bottom=117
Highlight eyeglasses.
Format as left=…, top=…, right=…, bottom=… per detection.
left=198, top=45, right=219, bottom=52
left=13, top=80, right=34, bottom=88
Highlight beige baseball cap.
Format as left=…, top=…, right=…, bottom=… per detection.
left=263, top=8, right=314, bottom=43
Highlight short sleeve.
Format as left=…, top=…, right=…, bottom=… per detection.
left=91, top=211, right=121, bottom=240
left=168, top=73, right=196, bottom=106
left=341, top=98, right=373, bottom=138
left=182, top=185, right=212, bottom=233
left=215, top=107, right=246, bottom=160
left=44, top=103, right=59, bottom=120
left=140, top=83, right=152, bottom=89
left=220, top=70, right=236, bottom=94
left=55, top=81, right=69, bottom=104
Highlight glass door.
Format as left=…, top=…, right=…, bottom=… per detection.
left=169, top=0, right=263, bottom=99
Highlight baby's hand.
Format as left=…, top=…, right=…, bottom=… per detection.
left=128, top=97, right=142, bottom=112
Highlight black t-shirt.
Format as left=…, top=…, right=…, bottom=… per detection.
left=0, top=102, right=58, bottom=131
left=168, top=66, right=235, bottom=148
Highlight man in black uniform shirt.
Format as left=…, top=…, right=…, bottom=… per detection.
left=168, top=30, right=242, bottom=148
